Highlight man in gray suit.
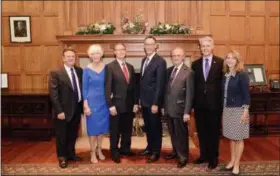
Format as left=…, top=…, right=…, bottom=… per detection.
left=163, top=47, right=194, bottom=168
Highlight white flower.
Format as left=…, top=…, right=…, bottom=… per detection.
left=165, top=24, right=171, bottom=30
left=159, top=24, right=164, bottom=29
left=129, top=22, right=135, bottom=28
left=123, top=23, right=129, bottom=30
left=100, top=24, right=106, bottom=31
left=94, top=23, right=99, bottom=28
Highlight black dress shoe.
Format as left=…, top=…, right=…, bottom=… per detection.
left=120, top=151, right=136, bottom=157
left=112, top=152, right=121, bottom=163
left=164, top=153, right=177, bottom=160
left=147, top=154, right=160, bottom=163
left=177, top=160, right=188, bottom=168
left=68, top=156, right=82, bottom=161
left=208, top=159, right=218, bottom=169
left=193, top=157, right=206, bottom=164
left=59, top=159, right=68, bottom=169
left=137, top=150, right=152, bottom=156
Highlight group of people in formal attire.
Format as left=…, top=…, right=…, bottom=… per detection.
left=49, top=36, right=250, bottom=176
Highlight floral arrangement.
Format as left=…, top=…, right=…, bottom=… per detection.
left=75, top=20, right=115, bottom=35
left=121, top=13, right=148, bottom=34
left=150, top=22, right=192, bottom=35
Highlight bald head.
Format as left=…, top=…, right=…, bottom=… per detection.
left=172, top=47, right=185, bottom=57
left=171, top=47, right=185, bottom=66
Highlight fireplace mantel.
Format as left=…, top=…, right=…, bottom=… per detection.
left=56, top=34, right=209, bottom=60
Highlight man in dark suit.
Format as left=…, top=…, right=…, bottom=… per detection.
left=138, top=36, right=167, bottom=163
left=48, top=48, right=83, bottom=168
left=105, top=43, right=139, bottom=163
left=163, top=47, right=194, bottom=168
left=191, top=36, right=224, bottom=169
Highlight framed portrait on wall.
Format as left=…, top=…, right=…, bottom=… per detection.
left=9, top=16, right=32, bottom=43
left=244, top=64, right=267, bottom=86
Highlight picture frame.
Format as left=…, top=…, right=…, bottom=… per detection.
left=1, top=73, right=8, bottom=89
left=9, top=16, right=32, bottom=43
left=244, top=64, right=267, bottom=86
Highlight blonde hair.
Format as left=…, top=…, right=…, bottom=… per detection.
left=87, top=44, right=104, bottom=57
left=223, top=50, right=244, bottom=73
left=199, top=36, right=214, bottom=47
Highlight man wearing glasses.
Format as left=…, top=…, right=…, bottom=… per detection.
left=163, top=47, right=194, bottom=168
left=105, top=43, right=138, bottom=163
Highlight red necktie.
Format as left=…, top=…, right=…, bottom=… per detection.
left=122, top=63, right=129, bottom=83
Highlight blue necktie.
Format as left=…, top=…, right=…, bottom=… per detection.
left=169, top=67, right=178, bottom=84
left=70, top=68, right=79, bottom=102
left=204, top=58, right=210, bottom=80
left=142, top=58, right=150, bottom=75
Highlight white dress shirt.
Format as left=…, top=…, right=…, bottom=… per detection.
left=64, top=64, right=82, bottom=102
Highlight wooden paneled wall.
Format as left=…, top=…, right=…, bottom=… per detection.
left=2, top=1, right=279, bottom=92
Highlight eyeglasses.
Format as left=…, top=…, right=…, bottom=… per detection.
left=171, top=55, right=184, bottom=57
left=144, top=43, right=156, bottom=46
left=115, top=49, right=126, bottom=51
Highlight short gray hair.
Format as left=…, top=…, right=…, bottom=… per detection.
left=199, top=36, right=214, bottom=47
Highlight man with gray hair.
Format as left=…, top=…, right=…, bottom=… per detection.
left=191, top=36, right=224, bottom=169
left=163, top=47, right=194, bottom=168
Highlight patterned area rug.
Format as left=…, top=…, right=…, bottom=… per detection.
left=75, top=135, right=196, bottom=150
left=2, top=161, right=279, bottom=175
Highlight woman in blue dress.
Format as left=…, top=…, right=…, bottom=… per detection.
left=83, top=44, right=109, bottom=164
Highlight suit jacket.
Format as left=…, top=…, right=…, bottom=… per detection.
left=48, top=66, right=83, bottom=122
left=139, top=54, right=167, bottom=107
left=105, top=60, right=138, bottom=113
left=191, top=55, right=224, bottom=111
left=221, top=71, right=250, bottom=107
left=164, top=64, right=194, bottom=118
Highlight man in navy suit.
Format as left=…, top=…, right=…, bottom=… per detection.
left=138, top=36, right=167, bottom=163
left=191, top=36, right=224, bottom=169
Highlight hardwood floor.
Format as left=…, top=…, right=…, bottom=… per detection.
left=2, top=136, right=279, bottom=165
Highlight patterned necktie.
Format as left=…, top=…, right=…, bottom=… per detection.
left=204, top=58, right=210, bottom=80
left=122, top=62, right=129, bottom=83
left=169, top=67, right=178, bottom=84
left=70, top=68, right=79, bottom=102
left=142, top=58, right=150, bottom=75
